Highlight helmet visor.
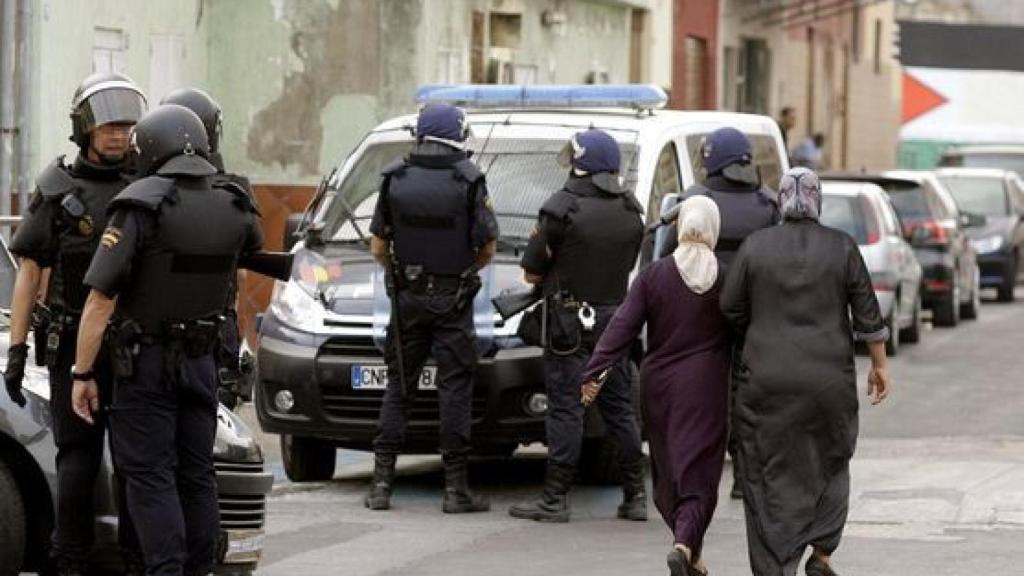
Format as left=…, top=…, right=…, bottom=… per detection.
left=79, top=88, right=147, bottom=133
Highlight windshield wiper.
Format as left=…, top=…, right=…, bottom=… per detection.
left=336, top=193, right=369, bottom=245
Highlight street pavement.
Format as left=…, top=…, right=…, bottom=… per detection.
left=244, top=288, right=1024, bottom=575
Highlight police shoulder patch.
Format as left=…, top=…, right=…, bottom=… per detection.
left=100, top=226, right=123, bottom=249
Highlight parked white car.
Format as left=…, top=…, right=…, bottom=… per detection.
left=821, top=181, right=924, bottom=354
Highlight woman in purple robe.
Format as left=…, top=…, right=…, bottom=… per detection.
left=581, top=196, right=730, bottom=576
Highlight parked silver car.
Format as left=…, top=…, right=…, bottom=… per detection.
left=0, top=234, right=273, bottom=575
left=821, top=181, right=924, bottom=354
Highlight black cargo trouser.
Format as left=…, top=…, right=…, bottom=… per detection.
left=109, top=343, right=220, bottom=576
left=48, top=326, right=138, bottom=566
left=374, top=285, right=477, bottom=455
left=543, top=304, right=644, bottom=470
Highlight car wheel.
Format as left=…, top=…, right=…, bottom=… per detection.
left=961, top=266, right=982, bottom=320
left=997, top=252, right=1017, bottom=302
left=281, top=435, right=337, bottom=482
left=885, top=299, right=900, bottom=356
left=900, top=296, right=923, bottom=344
left=0, top=460, right=26, bottom=573
left=933, top=276, right=960, bottom=328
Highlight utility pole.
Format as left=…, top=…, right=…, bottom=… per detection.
left=0, top=0, right=17, bottom=229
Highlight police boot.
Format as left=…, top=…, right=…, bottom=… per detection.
left=364, top=452, right=397, bottom=510
left=617, top=459, right=648, bottom=521
left=441, top=453, right=490, bottom=514
left=508, top=463, right=574, bottom=523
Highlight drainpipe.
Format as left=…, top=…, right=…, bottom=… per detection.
left=15, top=0, right=31, bottom=214
left=0, top=0, right=16, bottom=225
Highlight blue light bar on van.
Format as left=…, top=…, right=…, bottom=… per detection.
left=415, top=84, right=669, bottom=110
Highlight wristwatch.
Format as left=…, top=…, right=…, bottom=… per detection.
left=71, top=366, right=95, bottom=382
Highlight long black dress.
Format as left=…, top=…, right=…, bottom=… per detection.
left=582, top=258, right=731, bottom=558
left=720, top=220, right=886, bottom=576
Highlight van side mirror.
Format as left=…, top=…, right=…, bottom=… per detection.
left=652, top=193, right=682, bottom=260
left=283, top=213, right=304, bottom=252
left=959, top=212, right=987, bottom=228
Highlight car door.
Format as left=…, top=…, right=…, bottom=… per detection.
left=882, top=194, right=921, bottom=320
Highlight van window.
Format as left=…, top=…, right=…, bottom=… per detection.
left=685, top=133, right=783, bottom=194
left=321, top=138, right=640, bottom=243
left=649, top=142, right=682, bottom=217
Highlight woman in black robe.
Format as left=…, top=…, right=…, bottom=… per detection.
left=719, top=168, right=891, bottom=576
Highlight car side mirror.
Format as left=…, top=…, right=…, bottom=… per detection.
left=652, top=193, right=682, bottom=260
left=283, top=213, right=305, bottom=252
left=959, top=212, right=987, bottom=228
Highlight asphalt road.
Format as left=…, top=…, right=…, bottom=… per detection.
left=244, top=287, right=1024, bottom=575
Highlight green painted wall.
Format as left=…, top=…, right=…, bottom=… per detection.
left=898, top=139, right=957, bottom=169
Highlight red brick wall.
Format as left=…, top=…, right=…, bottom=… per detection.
left=671, top=0, right=719, bottom=110
left=238, top=183, right=316, bottom=344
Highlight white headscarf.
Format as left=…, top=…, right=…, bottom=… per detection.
left=672, top=196, right=721, bottom=294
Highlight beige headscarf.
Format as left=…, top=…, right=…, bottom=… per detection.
left=672, top=196, right=721, bottom=294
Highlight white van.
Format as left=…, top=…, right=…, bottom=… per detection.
left=255, top=85, right=789, bottom=483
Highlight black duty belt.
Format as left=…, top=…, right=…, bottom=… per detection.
left=398, top=266, right=462, bottom=293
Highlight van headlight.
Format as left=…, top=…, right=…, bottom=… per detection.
left=269, top=280, right=326, bottom=333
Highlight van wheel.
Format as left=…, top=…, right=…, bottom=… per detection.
left=281, top=435, right=337, bottom=482
left=578, top=438, right=622, bottom=486
left=0, top=460, right=26, bottom=573
left=900, top=297, right=923, bottom=344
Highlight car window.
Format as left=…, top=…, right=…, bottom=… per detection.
left=884, top=182, right=930, bottom=221
left=874, top=194, right=899, bottom=236
left=321, top=139, right=640, bottom=242
left=821, top=194, right=873, bottom=245
left=685, top=133, right=783, bottom=194
left=938, top=176, right=1009, bottom=217
left=940, top=152, right=1024, bottom=178
left=648, top=142, right=682, bottom=218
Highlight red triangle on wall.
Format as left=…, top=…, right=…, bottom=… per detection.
left=903, top=72, right=948, bottom=124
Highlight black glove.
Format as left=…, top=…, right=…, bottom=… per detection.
left=4, top=343, right=29, bottom=408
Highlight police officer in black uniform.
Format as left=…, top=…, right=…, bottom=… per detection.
left=682, top=127, right=780, bottom=499
left=4, top=72, right=146, bottom=576
left=159, top=87, right=256, bottom=409
left=365, top=104, right=499, bottom=513
left=70, top=104, right=263, bottom=576
left=509, top=129, right=648, bottom=523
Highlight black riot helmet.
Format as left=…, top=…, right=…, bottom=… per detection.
left=129, top=104, right=216, bottom=177
left=69, top=72, right=147, bottom=148
left=160, top=87, right=223, bottom=153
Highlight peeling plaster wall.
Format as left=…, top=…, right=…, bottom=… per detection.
left=32, top=0, right=209, bottom=178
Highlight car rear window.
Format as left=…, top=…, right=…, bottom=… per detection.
left=938, top=176, right=1009, bottom=216
left=881, top=183, right=931, bottom=220
left=821, top=194, right=875, bottom=245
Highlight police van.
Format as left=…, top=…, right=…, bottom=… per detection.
left=255, top=85, right=788, bottom=483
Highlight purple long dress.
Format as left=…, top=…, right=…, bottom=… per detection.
left=582, top=258, right=731, bottom=556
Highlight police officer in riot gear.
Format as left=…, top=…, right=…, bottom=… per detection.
left=682, top=127, right=780, bottom=499
left=365, top=103, right=499, bottom=513
left=4, top=72, right=146, bottom=575
left=509, top=129, right=648, bottom=523
left=70, top=104, right=263, bottom=576
left=160, top=87, right=255, bottom=409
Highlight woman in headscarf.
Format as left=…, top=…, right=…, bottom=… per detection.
left=720, top=167, right=891, bottom=576
left=580, top=195, right=731, bottom=576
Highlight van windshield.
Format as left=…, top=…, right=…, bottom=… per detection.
left=321, top=138, right=639, bottom=243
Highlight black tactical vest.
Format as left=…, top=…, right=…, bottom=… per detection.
left=687, top=177, right=779, bottom=270
left=111, top=175, right=256, bottom=333
left=545, top=177, right=643, bottom=304
left=383, top=153, right=481, bottom=276
left=40, top=156, right=128, bottom=314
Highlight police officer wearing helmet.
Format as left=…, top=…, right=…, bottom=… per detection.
left=70, top=104, right=263, bottom=575
left=4, top=72, right=146, bottom=575
left=509, top=129, right=648, bottom=523
left=682, top=127, right=780, bottom=500
left=160, top=87, right=255, bottom=409
left=365, top=103, right=499, bottom=513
